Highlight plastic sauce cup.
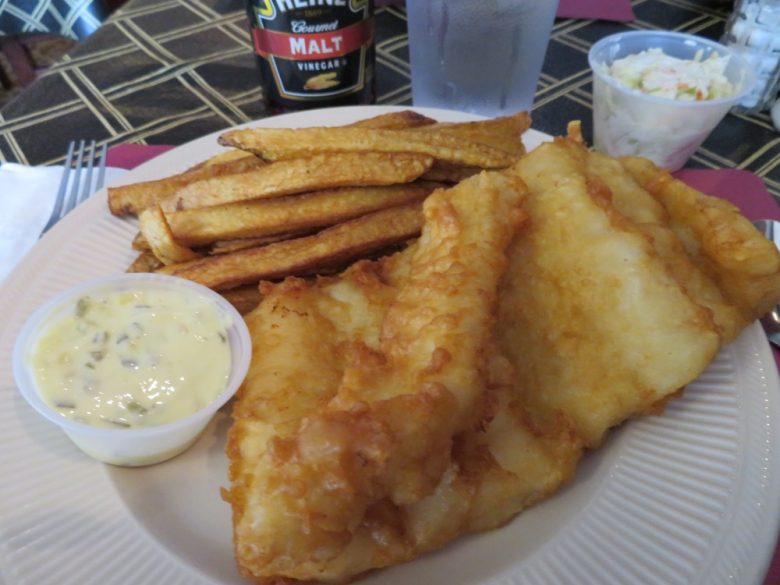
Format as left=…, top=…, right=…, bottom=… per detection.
left=12, top=273, right=252, bottom=467
left=588, top=31, right=757, bottom=171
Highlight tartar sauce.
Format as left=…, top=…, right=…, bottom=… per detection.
left=30, top=287, right=232, bottom=429
left=606, top=48, right=734, bottom=100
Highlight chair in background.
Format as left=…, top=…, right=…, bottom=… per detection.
left=0, top=0, right=111, bottom=89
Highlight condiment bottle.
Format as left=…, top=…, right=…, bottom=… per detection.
left=245, top=0, right=376, bottom=112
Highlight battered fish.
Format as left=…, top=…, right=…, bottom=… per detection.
left=226, top=170, right=528, bottom=581
left=224, top=135, right=780, bottom=584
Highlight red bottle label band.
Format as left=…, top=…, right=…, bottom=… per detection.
left=252, top=18, right=373, bottom=60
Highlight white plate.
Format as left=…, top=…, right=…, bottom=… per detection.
left=0, top=106, right=779, bottom=585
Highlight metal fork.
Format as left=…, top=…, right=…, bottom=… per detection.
left=42, top=140, right=108, bottom=234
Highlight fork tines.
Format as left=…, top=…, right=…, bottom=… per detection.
left=42, top=140, right=108, bottom=234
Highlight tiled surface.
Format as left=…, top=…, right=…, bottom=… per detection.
left=0, top=0, right=778, bottom=198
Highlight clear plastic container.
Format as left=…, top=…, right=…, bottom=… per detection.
left=589, top=31, right=757, bottom=171
left=721, top=0, right=780, bottom=112
left=12, top=273, right=252, bottom=467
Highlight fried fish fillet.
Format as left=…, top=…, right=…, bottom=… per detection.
left=620, top=155, right=780, bottom=329
left=226, top=171, right=528, bottom=581
left=225, top=138, right=780, bottom=584
left=499, top=139, right=724, bottom=447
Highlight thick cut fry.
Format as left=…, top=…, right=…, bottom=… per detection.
left=138, top=205, right=201, bottom=266
left=218, top=126, right=516, bottom=168
left=157, top=204, right=424, bottom=290
left=166, top=182, right=437, bottom=246
left=220, top=285, right=263, bottom=315
left=126, top=251, right=163, bottom=273
left=108, top=151, right=264, bottom=216
left=133, top=228, right=320, bottom=254
left=349, top=110, right=437, bottom=129
left=161, top=152, right=434, bottom=211
left=191, top=149, right=258, bottom=170
left=209, top=231, right=316, bottom=255
left=131, top=231, right=151, bottom=252
left=421, top=161, right=482, bottom=183
left=418, top=111, right=530, bottom=156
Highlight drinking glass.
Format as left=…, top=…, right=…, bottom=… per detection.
left=406, top=0, right=559, bottom=116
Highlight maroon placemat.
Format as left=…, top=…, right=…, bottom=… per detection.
left=105, top=144, right=175, bottom=169
left=556, top=0, right=634, bottom=22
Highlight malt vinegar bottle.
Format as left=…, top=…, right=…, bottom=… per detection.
left=245, top=0, right=376, bottom=112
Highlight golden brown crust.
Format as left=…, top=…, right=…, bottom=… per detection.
left=107, top=151, right=263, bottom=216
left=349, top=110, right=437, bottom=129
left=125, top=251, right=163, bottom=273
left=225, top=133, right=780, bottom=584
left=417, top=111, right=531, bottom=157
left=227, top=171, right=532, bottom=581
left=157, top=204, right=424, bottom=290
left=165, top=183, right=437, bottom=246
left=138, top=204, right=200, bottom=265
left=160, top=153, right=434, bottom=211
left=218, top=126, right=517, bottom=168
left=621, top=156, right=780, bottom=330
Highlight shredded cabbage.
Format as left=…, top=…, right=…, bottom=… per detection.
left=606, top=48, right=734, bottom=100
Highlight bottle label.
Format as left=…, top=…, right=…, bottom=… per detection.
left=249, top=0, right=373, bottom=100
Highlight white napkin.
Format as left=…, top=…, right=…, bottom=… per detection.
left=0, top=163, right=127, bottom=284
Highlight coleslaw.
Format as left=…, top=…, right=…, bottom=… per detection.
left=606, top=48, right=735, bottom=101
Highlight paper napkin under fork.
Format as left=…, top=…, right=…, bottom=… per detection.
left=0, top=162, right=127, bottom=284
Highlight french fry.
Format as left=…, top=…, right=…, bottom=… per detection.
left=414, top=114, right=532, bottom=181
left=108, top=151, right=264, bottom=216
left=119, top=111, right=533, bottom=294
left=126, top=252, right=262, bottom=311
left=132, top=223, right=320, bottom=254
left=417, top=111, right=530, bottom=156
left=126, top=251, right=164, bottom=273
left=350, top=110, right=437, bottom=129
left=186, top=149, right=258, bottom=172
left=209, top=231, right=317, bottom=255
left=142, top=229, right=331, bottom=257
left=220, top=285, right=263, bottom=315
left=421, top=162, right=482, bottom=183
left=166, top=182, right=437, bottom=246
left=161, top=152, right=434, bottom=211
left=110, top=177, right=185, bottom=217
left=138, top=205, right=201, bottom=265
left=157, top=204, right=424, bottom=290
left=218, top=126, right=516, bottom=168
left=131, top=231, right=151, bottom=252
